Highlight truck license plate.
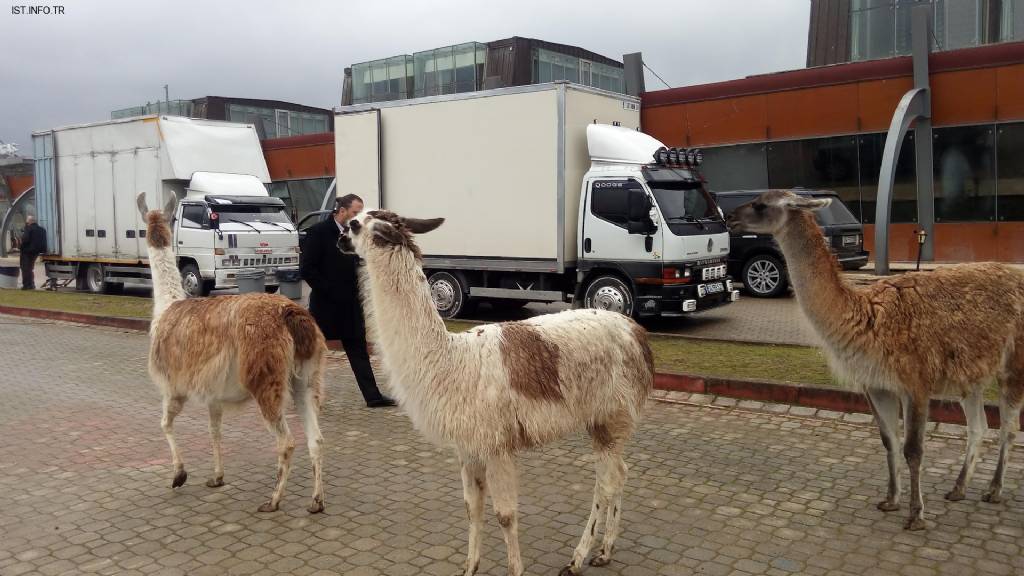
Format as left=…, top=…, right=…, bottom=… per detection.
left=255, top=248, right=273, bottom=254
left=698, top=282, right=724, bottom=298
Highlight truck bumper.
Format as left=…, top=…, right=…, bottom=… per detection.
left=635, top=279, right=739, bottom=318
left=214, top=268, right=281, bottom=289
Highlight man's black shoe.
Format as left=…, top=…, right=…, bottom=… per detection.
left=366, top=396, right=397, bottom=408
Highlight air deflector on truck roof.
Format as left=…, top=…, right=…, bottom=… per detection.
left=587, top=124, right=664, bottom=165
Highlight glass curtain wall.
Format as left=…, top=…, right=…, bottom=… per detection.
left=414, top=43, right=486, bottom=97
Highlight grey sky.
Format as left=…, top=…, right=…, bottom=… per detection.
left=1, top=0, right=810, bottom=154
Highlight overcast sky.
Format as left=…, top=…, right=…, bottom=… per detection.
left=1, top=0, right=810, bottom=154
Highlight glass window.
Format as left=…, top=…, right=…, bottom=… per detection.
left=591, top=180, right=632, bottom=227
left=858, top=131, right=917, bottom=223
left=933, top=125, right=995, bottom=222
left=371, top=60, right=389, bottom=100
left=181, top=205, right=207, bottom=229
left=936, top=0, right=981, bottom=50
left=453, top=43, right=481, bottom=93
left=851, top=0, right=895, bottom=60
left=1003, top=0, right=1024, bottom=40
left=767, top=136, right=860, bottom=219
left=700, top=143, right=770, bottom=192
left=352, top=63, right=372, bottom=104
left=997, top=123, right=1024, bottom=221
left=287, top=178, right=333, bottom=224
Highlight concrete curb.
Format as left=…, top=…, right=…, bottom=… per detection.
left=2, top=305, right=1020, bottom=429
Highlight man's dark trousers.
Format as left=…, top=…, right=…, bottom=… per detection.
left=340, top=337, right=385, bottom=404
left=19, top=251, right=37, bottom=289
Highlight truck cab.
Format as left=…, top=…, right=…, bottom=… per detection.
left=576, top=125, right=737, bottom=317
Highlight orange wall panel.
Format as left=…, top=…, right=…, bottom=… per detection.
left=932, top=222, right=999, bottom=261
left=996, top=222, right=1024, bottom=262
left=996, top=63, right=1024, bottom=121
left=766, top=84, right=859, bottom=139
left=264, top=144, right=335, bottom=181
left=863, top=223, right=918, bottom=262
left=684, top=95, right=768, bottom=146
left=641, top=105, right=687, bottom=147
left=5, top=175, right=33, bottom=198
left=857, top=77, right=914, bottom=132
left=931, top=68, right=997, bottom=126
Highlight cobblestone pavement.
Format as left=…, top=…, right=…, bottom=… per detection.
left=1, top=317, right=1022, bottom=576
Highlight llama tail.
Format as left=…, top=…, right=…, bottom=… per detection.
left=283, top=304, right=325, bottom=362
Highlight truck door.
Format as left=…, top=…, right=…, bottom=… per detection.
left=581, top=178, right=662, bottom=265
left=174, top=203, right=212, bottom=267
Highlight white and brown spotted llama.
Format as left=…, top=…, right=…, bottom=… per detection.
left=137, top=193, right=328, bottom=514
left=338, top=210, right=653, bottom=576
left=729, top=190, right=1024, bottom=531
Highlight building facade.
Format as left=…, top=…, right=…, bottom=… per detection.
left=342, top=37, right=625, bottom=105
left=261, top=133, right=335, bottom=225
left=642, top=40, right=1024, bottom=262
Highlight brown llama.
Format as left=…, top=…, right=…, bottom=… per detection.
left=339, top=210, right=653, bottom=576
left=728, top=189, right=1024, bottom=531
left=137, top=193, right=328, bottom=513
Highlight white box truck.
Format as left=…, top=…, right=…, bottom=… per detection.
left=32, top=115, right=299, bottom=297
left=333, top=82, right=738, bottom=319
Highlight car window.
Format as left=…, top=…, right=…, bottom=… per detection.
left=591, top=180, right=642, bottom=228
left=813, top=196, right=859, bottom=225
left=712, top=195, right=753, bottom=217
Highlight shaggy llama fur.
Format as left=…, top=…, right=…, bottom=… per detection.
left=137, top=193, right=328, bottom=514
left=341, top=210, right=653, bottom=576
left=729, top=190, right=1024, bottom=531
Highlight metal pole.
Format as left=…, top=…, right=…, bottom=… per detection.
left=911, top=4, right=935, bottom=262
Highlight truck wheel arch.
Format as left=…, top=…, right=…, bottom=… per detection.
left=575, top=267, right=637, bottom=315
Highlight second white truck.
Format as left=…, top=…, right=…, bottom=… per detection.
left=333, top=82, right=738, bottom=318
left=33, top=115, right=299, bottom=296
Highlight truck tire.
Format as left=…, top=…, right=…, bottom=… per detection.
left=180, top=262, right=211, bottom=298
left=742, top=254, right=788, bottom=298
left=582, top=275, right=634, bottom=317
left=428, top=271, right=475, bottom=319
left=80, top=263, right=106, bottom=294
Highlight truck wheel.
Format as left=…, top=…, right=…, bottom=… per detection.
left=428, top=271, right=475, bottom=319
left=180, top=263, right=210, bottom=298
left=81, top=263, right=106, bottom=294
left=742, top=254, right=788, bottom=298
left=583, top=275, right=634, bottom=317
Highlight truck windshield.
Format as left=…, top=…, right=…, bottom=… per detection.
left=642, top=166, right=720, bottom=223
left=212, top=205, right=292, bottom=225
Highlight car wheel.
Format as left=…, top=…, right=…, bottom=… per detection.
left=180, top=263, right=210, bottom=298
left=428, top=271, right=475, bottom=319
left=583, top=275, right=634, bottom=317
left=742, top=254, right=788, bottom=298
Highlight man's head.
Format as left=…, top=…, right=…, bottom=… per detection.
left=25, top=215, right=35, bottom=226
left=334, top=194, right=364, bottom=226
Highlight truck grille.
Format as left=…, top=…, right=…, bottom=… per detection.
left=702, top=265, right=727, bottom=281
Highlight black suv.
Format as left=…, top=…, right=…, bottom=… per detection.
left=711, top=190, right=868, bottom=297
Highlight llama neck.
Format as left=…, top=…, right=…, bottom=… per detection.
left=774, top=212, right=864, bottom=337
left=362, top=250, right=451, bottom=372
left=148, top=245, right=186, bottom=319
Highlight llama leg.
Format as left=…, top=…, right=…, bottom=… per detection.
left=161, top=395, right=188, bottom=488
left=589, top=452, right=627, bottom=567
left=458, top=457, right=487, bottom=576
left=946, top=390, right=986, bottom=501
left=902, top=396, right=929, bottom=531
left=561, top=455, right=608, bottom=576
left=258, top=415, right=295, bottom=513
left=206, top=402, right=225, bottom=488
left=865, top=388, right=902, bottom=511
left=486, top=456, right=523, bottom=576
left=983, top=394, right=1022, bottom=504
left=297, top=384, right=325, bottom=514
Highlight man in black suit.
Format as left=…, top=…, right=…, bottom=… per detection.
left=300, top=194, right=395, bottom=408
left=18, top=216, right=46, bottom=290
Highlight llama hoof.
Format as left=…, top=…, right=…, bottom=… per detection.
left=981, top=492, right=1002, bottom=504
left=944, top=488, right=965, bottom=502
left=206, top=477, right=225, bottom=488
left=558, top=565, right=581, bottom=576
left=588, top=555, right=612, bottom=567
left=171, top=470, right=188, bottom=488
left=307, top=499, right=325, bottom=514
left=903, top=517, right=926, bottom=531
left=257, top=501, right=279, bottom=513
left=876, top=500, right=900, bottom=512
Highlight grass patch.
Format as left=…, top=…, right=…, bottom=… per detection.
left=0, top=288, right=151, bottom=318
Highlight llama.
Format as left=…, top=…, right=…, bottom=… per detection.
left=136, top=193, right=328, bottom=514
left=728, top=190, right=1024, bottom=531
left=338, top=210, right=653, bottom=576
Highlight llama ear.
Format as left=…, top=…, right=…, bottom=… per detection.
left=402, top=217, right=444, bottom=234
left=163, top=194, right=178, bottom=220
left=784, top=195, right=832, bottom=211
left=136, top=193, right=150, bottom=218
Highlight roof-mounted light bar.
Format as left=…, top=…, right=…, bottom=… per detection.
left=652, top=146, right=703, bottom=168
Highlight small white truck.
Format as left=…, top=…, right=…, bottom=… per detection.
left=332, top=82, right=738, bottom=319
left=32, top=116, right=299, bottom=296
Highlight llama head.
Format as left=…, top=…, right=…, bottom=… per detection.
left=341, top=209, right=444, bottom=260
left=727, top=190, right=831, bottom=235
left=136, top=192, right=178, bottom=249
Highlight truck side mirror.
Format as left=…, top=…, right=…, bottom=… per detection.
left=626, top=188, right=657, bottom=235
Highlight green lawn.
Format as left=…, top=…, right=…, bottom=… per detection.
left=0, top=289, right=837, bottom=387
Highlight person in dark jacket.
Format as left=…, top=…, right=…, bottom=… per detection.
left=18, top=216, right=46, bottom=290
left=300, top=194, right=395, bottom=408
